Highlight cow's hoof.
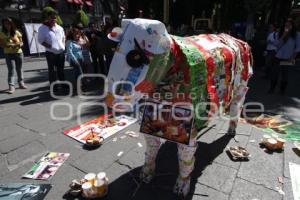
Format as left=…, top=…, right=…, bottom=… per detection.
left=139, top=166, right=155, bottom=184
left=173, top=177, right=190, bottom=198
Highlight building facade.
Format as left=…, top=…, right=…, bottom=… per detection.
left=0, top=0, right=118, bottom=57
left=0, top=0, right=116, bottom=26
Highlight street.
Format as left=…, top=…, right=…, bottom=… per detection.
left=0, top=58, right=299, bottom=200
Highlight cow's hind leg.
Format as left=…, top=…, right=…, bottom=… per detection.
left=140, top=135, right=161, bottom=183
left=228, top=85, right=249, bottom=135
left=174, top=139, right=197, bottom=197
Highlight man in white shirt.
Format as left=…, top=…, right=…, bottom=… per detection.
left=38, top=10, right=65, bottom=84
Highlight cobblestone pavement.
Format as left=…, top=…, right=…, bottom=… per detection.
left=0, top=59, right=299, bottom=200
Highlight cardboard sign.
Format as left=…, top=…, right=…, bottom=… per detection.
left=23, top=152, right=69, bottom=180
left=0, top=183, right=51, bottom=200
left=64, top=114, right=138, bottom=144
left=140, top=100, right=194, bottom=145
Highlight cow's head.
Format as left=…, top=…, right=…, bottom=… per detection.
left=106, top=18, right=173, bottom=107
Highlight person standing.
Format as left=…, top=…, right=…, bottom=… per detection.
left=269, top=18, right=300, bottom=95
left=38, top=10, right=65, bottom=86
left=0, top=18, right=27, bottom=94
left=74, top=23, right=91, bottom=74
left=66, top=28, right=84, bottom=88
left=264, top=24, right=277, bottom=79
left=85, top=22, right=105, bottom=74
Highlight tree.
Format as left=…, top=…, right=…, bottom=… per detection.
left=243, top=0, right=272, bottom=41
left=74, top=9, right=89, bottom=27
left=42, top=6, right=63, bottom=25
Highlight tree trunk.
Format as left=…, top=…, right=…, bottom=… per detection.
left=245, top=12, right=255, bottom=41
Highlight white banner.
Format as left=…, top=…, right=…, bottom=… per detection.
left=24, top=23, right=45, bottom=54
left=290, top=162, right=300, bottom=200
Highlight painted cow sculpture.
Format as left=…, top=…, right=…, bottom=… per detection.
left=106, top=18, right=253, bottom=197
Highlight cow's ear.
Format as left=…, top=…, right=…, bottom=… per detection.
left=126, top=50, right=144, bottom=68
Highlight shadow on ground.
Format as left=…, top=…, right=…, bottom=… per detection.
left=0, top=91, right=54, bottom=106
left=0, top=67, right=106, bottom=107
left=245, top=69, right=300, bottom=118
left=63, top=133, right=232, bottom=200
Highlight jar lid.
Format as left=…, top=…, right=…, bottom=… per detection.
left=267, top=138, right=277, bottom=144
left=85, top=173, right=96, bottom=180
left=97, top=172, right=106, bottom=179
left=82, top=182, right=92, bottom=190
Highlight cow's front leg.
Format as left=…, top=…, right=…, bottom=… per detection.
left=140, top=135, right=161, bottom=183
left=174, top=138, right=197, bottom=197
left=228, top=85, right=248, bottom=135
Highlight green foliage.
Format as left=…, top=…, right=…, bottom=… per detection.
left=56, top=15, right=63, bottom=26
left=42, top=6, right=63, bottom=26
left=75, top=9, right=89, bottom=27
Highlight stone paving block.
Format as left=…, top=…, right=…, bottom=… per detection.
left=0, top=154, right=8, bottom=177
left=248, top=126, right=265, bottom=146
left=45, top=164, right=85, bottom=200
left=0, top=131, right=40, bottom=154
left=38, top=132, right=75, bottom=150
left=73, top=136, right=139, bottom=173
left=219, top=118, right=231, bottom=132
left=197, top=162, right=237, bottom=194
left=6, top=140, right=47, bottom=166
left=283, top=141, right=300, bottom=179
left=0, top=161, right=43, bottom=184
left=18, top=104, right=53, bottom=120
left=106, top=162, right=131, bottom=183
left=192, top=183, right=229, bottom=200
left=230, top=178, right=282, bottom=200
left=237, top=143, right=283, bottom=191
left=213, top=134, right=249, bottom=169
left=0, top=113, right=25, bottom=128
left=50, top=104, right=74, bottom=120
left=0, top=107, right=14, bottom=117
left=283, top=177, right=295, bottom=200
left=197, top=127, right=218, bottom=144
left=119, top=146, right=145, bottom=169
left=0, top=124, right=27, bottom=142
left=208, top=117, right=226, bottom=131
left=17, top=118, right=70, bottom=134
left=235, top=122, right=253, bottom=136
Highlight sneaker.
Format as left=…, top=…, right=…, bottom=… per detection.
left=19, top=82, right=28, bottom=89
left=7, top=85, right=15, bottom=94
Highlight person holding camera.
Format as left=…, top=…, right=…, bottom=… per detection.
left=66, top=27, right=85, bottom=90
left=269, top=18, right=300, bottom=95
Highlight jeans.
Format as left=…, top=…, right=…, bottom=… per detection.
left=70, top=59, right=83, bottom=81
left=5, top=53, right=24, bottom=86
left=45, top=51, right=65, bottom=84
